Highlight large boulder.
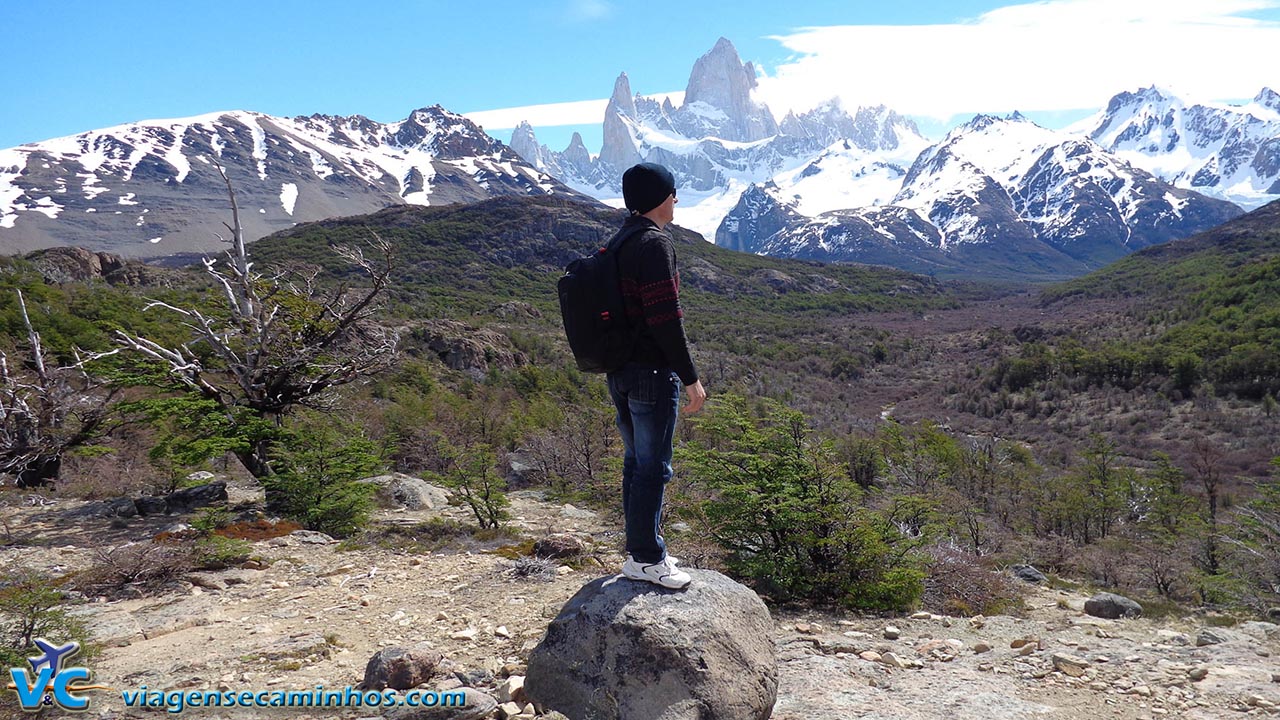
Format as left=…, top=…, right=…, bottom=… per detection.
left=525, top=569, right=776, bottom=720
left=1084, top=592, right=1143, bottom=619
left=165, top=482, right=228, bottom=512
left=367, top=473, right=451, bottom=511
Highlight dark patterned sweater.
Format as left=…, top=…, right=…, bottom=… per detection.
left=614, top=216, right=699, bottom=386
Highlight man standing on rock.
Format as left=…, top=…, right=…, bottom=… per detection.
left=612, top=162, right=706, bottom=590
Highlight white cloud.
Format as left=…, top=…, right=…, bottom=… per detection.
left=465, top=92, right=684, bottom=131
left=754, top=0, right=1280, bottom=121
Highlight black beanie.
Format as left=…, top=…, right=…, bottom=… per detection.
left=622, top=162, right=676, bottom=215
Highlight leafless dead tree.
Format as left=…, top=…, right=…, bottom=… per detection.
left=114, top=163, right=396, bottom=478
left=0, top=289, right=122, bottom=486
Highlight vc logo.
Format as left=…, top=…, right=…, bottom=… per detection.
left=5, top=639, right=109, bottom=712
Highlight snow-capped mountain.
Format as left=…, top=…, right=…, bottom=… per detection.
left=721, top=114, right=1242, bottom=277
left=1082, top=86, right=1280, bottom=210
left=512, top=37, right=927, bottom=242
left=512, top=38, right=1246, bottom=278
left=0, top=106, right=575, bottom=257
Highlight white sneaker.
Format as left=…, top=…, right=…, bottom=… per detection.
left=631, top=552, right=681, bottom=565
left=622, top=555, right=691, bottom=589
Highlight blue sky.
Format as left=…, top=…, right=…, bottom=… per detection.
left=3, top=0, right=1279, bottom=152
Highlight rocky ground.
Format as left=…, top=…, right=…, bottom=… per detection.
left=1, top=475, right=1278, bottom=720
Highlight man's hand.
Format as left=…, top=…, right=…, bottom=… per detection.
left=683, top=379, right=706, bottom=415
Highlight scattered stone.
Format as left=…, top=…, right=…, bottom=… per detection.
left=1084, top=592, right=1143, bottom=619
left=497, top=675, right=527, bottom=705
left=451, top=628, right=477, bottom=642
left=1155, top=630, right=1190, bottom=646
left=498, top=701, right=523, bottom=719
left=558, top=504, right=597, bottom=520
left=1009, top=564, right=1048, bottom=584
left=910, top=611, right=933, bottom=620
left=1017, top=644, right=1036, bottom=657
left=494, top=626, right=511, bottom=639
left=969, top=615, right=986, bottom=629
left=383, top=687, right=497, bottom=720
left=525, top=570, right=776, bottom=720
left=1010, top=637, right=1038, bottom=649
left=1195, top=629, right=1231, bottom=646
left=859, top=651, right=881, bottom=663
left=1271, top=672, right=1280, bottom=683
left=815, top=636, right=865, bottom=655
left=883, top=626, right=901, bottom=640
left=361, top=642, right=444, bottom=691
left=879, top=652, right=907, bottom=669
left=974, top=642, right=992, bottom=654
left=165, top=482, right=228, bottom=512
left=533, top=534, right=587, bottom=560
left=1131, top=685, right=1152, bottom=697
left=1188, top=667, right=1209, bottom=681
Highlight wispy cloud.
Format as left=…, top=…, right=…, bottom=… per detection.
left=755, top=0, right=1280, bottom=121
left=565, top=0, right=612, bottom=22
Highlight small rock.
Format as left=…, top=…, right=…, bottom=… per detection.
left=496, top=675, right=527, bottom=705
left=451, top=628, right=477, bottom=642
left=969, top=615, right=986, bottom=629
left=1271, top=672, right=1279, bottom=683
left=883, top=626, right=901, bottom=640
left=974, top=642, right=992, bottom=654
left=494, top=626, right=511, bottom=639
left=1011, top=636, right=1038, bottom=649
left=795, top=622, right=814, bottom=634
left=880, top=652, right=907, bottom=669
left=1189, top=667, right=1209, bottom=681
left=498, top=701, right=523, bottom=719
left=532, top=534, right=586, bottom=560
left=1009, top=564, right=1048, bottom=584
left=1017, top=644, right=1036, bottom=657
left=361, top=642, right=443, bottom=691
left=859, top=651, right=881, bottom=663
left=910, top=611, right=932, bottom=620
left=1131, top=685, right=1152, bottom=697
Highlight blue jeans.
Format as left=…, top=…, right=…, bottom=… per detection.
left=607, top=362, right=682, bottom=564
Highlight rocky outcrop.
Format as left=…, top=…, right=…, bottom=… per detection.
left=26, top=247, right=172, bottom=286
left=525, top=569, right=777, bottom=720
left=412, top=320, right=526, bottom=379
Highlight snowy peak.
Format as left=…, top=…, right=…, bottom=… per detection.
left=676, top=37, right=777, bottom=142
left=1085, top=86, right=1280, bottom=209
left=609, top=73, right=637, bottom=118
left=1255, top=87, right=1280, bottom=114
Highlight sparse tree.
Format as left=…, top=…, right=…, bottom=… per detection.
left=0, top=290, right=122, bottom=486
left=114, top=164, right=396, bottom=480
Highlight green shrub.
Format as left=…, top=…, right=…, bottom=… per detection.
left=264, top=416, right=382, bottom=538
left=0, top=571, right=94, bottom=671
left=679, top=395, right=924, bottom=611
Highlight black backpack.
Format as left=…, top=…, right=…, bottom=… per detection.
left=558, top=224, right=647, bottom=373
